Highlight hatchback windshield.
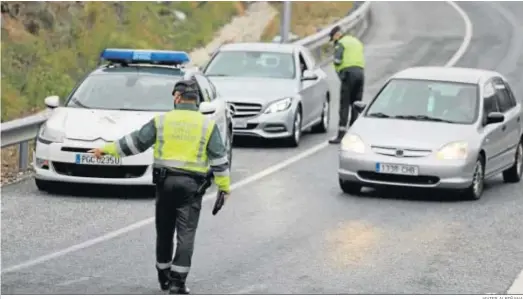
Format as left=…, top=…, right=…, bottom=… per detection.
left=204, top=50, right=295, bottom=79
left=365, top=79, right=479, bottom=124
left=66, top=72, right=180, bottom=111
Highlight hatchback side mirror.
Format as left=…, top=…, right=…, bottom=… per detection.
left=485, top=112, right=504, bottom=125
left=44, top=95, right=60, bottom=109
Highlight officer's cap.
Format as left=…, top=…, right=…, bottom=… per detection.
left=172, top=79, right=199, bottom=100
left=329, top=25, right=342, bottom=41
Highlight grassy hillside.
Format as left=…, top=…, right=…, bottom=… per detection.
left=1, top=1, right=241, bottom=122
left=262, top=1, right=354, bottom=42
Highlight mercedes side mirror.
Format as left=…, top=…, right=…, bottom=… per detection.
left=199, top=101, right=216, bottom=115
left=353, top=102, right=367, bottom=114
left=301, top=70, right=318, bottom=81
left=485, top=112, right=504, bottom=125
left=44, top=95, right=60, bottom=109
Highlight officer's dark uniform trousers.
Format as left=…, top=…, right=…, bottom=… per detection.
left=155, top=173, right=204, bottom=285
left=339, top=66, right=365, bottom=128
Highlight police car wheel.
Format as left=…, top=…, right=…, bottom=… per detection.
left=35, top=178, right=54, bottom=193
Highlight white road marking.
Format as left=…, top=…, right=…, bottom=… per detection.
left=55, top=276, right=92, bottom=286
left=1, top=1, right=473, bottom=275
left=507, top=270, right=523, bottom=294
left=444, top=1, right=473, bottom=67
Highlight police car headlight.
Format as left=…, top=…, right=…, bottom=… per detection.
left=38, top=123, right=65, bottom=143
left=436, top=141, right=468, bottom=160
left=341, top=134, right=365, bottom=154
left=264, top=97, right=292, bottom=114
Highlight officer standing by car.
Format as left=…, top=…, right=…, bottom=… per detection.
left=88, top=79, right=231, bottom=294
left=328, top=25, right=365, bottom=144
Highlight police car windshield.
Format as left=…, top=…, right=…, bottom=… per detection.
left=204, top=50, right=295, bottom=79
left=365, top=79, right=479, bottom=124
left=66, top=71, right=180, bottom=111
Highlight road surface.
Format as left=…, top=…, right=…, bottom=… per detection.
left=2, top=1, right=523, bottom=295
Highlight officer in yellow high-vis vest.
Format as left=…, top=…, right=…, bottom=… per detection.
left=328, top=25, right=365, bottom=144
left=88, top=79, right=230, bottom=295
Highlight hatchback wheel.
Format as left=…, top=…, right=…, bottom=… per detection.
left=461, top=158, right=485, bottom=201
left=502, top=139, right=523, bottom=183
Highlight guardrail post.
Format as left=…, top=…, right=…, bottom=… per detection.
left=280, top=1, right=291, bottom=43
left=18, top=141, right=29, bottom=171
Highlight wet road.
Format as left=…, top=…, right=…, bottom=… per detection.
left=2, top=1, right=523, bottom=295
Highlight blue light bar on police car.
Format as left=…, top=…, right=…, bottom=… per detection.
left=100, top=48, right=190, bottom=65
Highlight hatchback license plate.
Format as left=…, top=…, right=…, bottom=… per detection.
left=375, top=163, right=419, bottom=176
left=75, top=154, right=122, bottom=166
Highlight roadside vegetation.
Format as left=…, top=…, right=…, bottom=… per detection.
left=1, top=1, right=242, bottom=122
left=262, top=1, right=354, bottom=42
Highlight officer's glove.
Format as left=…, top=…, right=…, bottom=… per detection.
left=212, top=190, right=229, bottom=215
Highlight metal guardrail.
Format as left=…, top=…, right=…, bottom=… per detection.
left=0, top=1, right=371, bottom=172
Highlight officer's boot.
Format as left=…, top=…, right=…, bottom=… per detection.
left=169, top=271, right=190, bottom=294
left=328, top=129, right=346, bottom=144
left=169, top=283, right=190, bottom=295
left=156, top=267, right=172, bottom=291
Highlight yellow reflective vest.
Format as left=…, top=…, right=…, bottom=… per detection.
left=334, top=35, right=365, bottom=73
left=153, top=109, right=214, bottom=174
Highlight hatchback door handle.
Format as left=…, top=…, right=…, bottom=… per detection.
left=518, top=116, right=521, bottom=122
left=502, top=125, right=507, bottom=131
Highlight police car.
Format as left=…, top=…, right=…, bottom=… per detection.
left=33, top=48, right=234, bottom=192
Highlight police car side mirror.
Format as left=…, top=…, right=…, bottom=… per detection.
left=44, top=95, right=60, bottom=109
left=353, top=102, right=367, bottom=114
left=199, top=101, right=216, bottom=115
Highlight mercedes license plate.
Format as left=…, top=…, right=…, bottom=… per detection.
left=234, top=119, right=248, bottom=129
left=375, top=163, right=419, bottom=176
left=75, top=154, right=122, bottom=166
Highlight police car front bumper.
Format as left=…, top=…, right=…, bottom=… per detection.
left=232, top=108, right=296, bottom=139
left=33, top=139, right=154, bottom=186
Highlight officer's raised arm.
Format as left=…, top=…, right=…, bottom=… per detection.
left=89, top=118, right=157, bottom=158
left=206, top=125, right=231, bottom=194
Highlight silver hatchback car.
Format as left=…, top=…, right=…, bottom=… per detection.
left=338, top=67, right=523, bottom=200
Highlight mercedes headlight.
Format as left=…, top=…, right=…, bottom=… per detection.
left=341, top=134, right=365, bottom=154
left=264, top=97, right=292, bottom=114
left=436, top=141, right=468, bottom=160
left=38, top=123, right=65, bottom=143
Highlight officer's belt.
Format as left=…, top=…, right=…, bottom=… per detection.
left=154, top=166, right=207, bottom=182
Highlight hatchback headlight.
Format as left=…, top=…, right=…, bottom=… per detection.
left=341, top=134, right=365, bottom=154
left=436, top=141, right=468, bottom=160
left=39, top=123, right=65, bottom=143
left=264, top=97, right=292, bottom=114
